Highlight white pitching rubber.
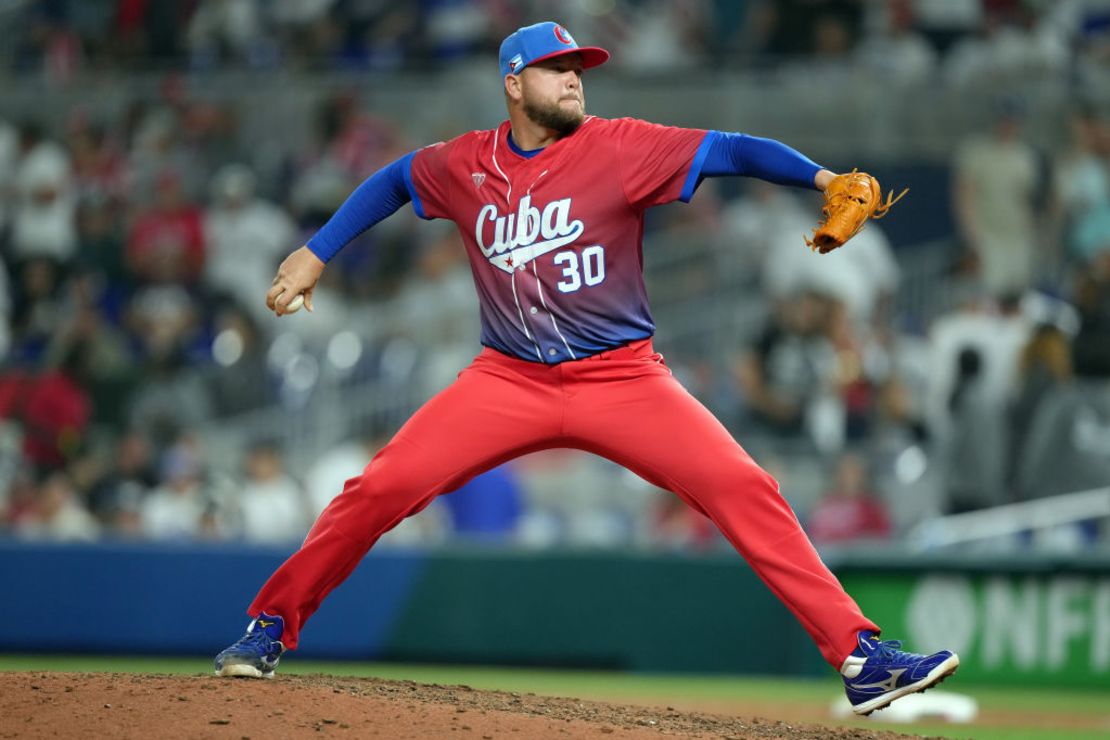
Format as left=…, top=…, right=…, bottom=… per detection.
left=216, top=664, right=270, bottom=679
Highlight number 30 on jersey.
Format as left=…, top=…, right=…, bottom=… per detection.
left=554, top=245, right=606, bottom=293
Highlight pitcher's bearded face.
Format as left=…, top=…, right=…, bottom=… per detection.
left=519, top=56, right=586, bottom=135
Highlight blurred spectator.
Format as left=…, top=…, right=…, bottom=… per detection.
left=1072, top=251, right=1110, bottom=379
left=953, top=98, right=1039, bottom=296
left=721, top=181, right=810, bottom=282
left=423, top=0, right=494, bottom=62
left=16, top=471, right=99, bottom=542
left=2, top=466, right=40, bottom=531
left=440, top=465, right=524, bottom=542
left=10, top=0, right=84, bottom=84
left=764, top=218, right=899, bottom=328
left=86, top=430, right=156, bottom=533
left=1009, top=323, right=1073, bottom=494
left=140, top=437, right=218, bottom=540
left=1069, top=2, right=1110, bottom=85
left=10, top=122, right=76, bottom=266
left=1052, top=107, right=1109, bottom=230
left=125, top=106, right=203, bottom=207
left=927, top=290, right=1032, bottom=440
left=0, top=345, right=92, bottom=468
left=1047, top=107, right=1110, bottom=261
left=111, top=0, right=192, bottom=65
left=927, top=290, right=1033, bottom=512
left=1015, top=322, right=1074, bottom=415
left=126, top=281, right=199, bottom=360
left=186, top=0, right=266, bottom=69
left=203, top=164, right=296, bottom=324
left=653, top=491, right=717, bottom=551
left=610, top=0, right=708, bottom=73
left=857, top=0, right=938, bottom=83
left=910, top=0, right=982, bottom=42
left=824, top=300, right=908, bottom=446
left=46, top=272, right=136, bottom=427
left=268, top=0, right=337, bottom=30
left=808, top=11, right=858, bottom=77
left=1055, top=108, right=1110, bottom=266
left=317, top=91, right=404, bottom=186
left=0, top=118, right=18, bottom=234
left=513, top=450, right=638, bottom=548
left=1071, top=197, right=1110, bottom=269
left=127, top=308, right=211, bottom=448
left=65, top=3, right=115, bottom=70
left=181, top=101, right=244, bottom=184
left=386, top=227, right=479, bottom=394
left=806, top=453, right=891, bottom=545
left=73, top=193, right=131, bottom=309
left=207, top=304, right=272, bottom=415
left=305, top=434, right=374, bottom=518
left=267, top=0, right=341, bottom=67
left=236, top=441, right=309, bottom=544
left=941, top=344, right=1006, bottom=512
left=289, top=92, right=407, bottom=268
left=67, top=121, right=125, bottom=204
left=126, top=171, right=205, bottom=285
left=10, top=256, right=66, bottom=360
left=757, top=0, right=862, bottom=60
left=734, top=291, right=837, bottom=441
left=0, top=259, right=11, bottom=361
left=304, top=429, right=448, bottom=546
left=943, top=2, right=1069, bottom=87
left=337, top=4, right=420, bottom=71
left=1012, top=381, right=1110, bottom=502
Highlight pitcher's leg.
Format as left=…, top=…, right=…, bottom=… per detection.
left=566, top=364, right=876, bottom=668
left=250, top=354, right=562, bottom=648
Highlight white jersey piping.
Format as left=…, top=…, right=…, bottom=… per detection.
left=493, top=128, right=543, bottom=359
left=532, top=259, right=575, bottom=360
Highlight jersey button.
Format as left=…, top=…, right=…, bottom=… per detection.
left=530, top=306, right=538, bottom=314
left=548, top=348, right=557, bottom=356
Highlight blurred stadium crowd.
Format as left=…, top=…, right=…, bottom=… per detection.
left=0, top=0, right=1109, bottom=551
left=1, top=0, right=1108, bottom=81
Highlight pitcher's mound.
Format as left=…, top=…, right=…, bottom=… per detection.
left=0, top=671, right=925, bottom=739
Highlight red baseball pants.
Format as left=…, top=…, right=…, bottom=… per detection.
left=250, top=339, right=878, bottom=668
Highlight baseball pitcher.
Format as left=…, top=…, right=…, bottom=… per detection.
left=215, top=22, right=956, bottom=716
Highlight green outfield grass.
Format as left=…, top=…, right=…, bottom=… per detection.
left=1, top=655, right=1106, bottom=740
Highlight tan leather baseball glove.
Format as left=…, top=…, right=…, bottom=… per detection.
left=805, top=171, right=907, bottom=254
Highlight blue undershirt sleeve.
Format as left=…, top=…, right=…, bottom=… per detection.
left=698, top=130, right=823, bottom=190
left=306, top=151, right=416, bottom=263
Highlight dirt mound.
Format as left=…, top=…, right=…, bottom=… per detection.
left=0, top=671, right=923, bottom=739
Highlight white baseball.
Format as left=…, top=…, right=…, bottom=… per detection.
left=284, top=293, right=305, bottom=314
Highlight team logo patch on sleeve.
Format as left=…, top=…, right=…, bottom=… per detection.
left=472, top=172, right=486, bottom=188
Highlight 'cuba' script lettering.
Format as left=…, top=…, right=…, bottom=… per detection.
left=475, top=195, right=584, bottom=273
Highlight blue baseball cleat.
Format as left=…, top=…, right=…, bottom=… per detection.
left=840, top=631, right=959, bottom=716
left=214, top=613, right=286, bottom=679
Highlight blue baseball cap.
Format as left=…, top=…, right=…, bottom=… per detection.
left=499, top=22, right=610, bottom=78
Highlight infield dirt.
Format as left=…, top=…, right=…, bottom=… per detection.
left=0, top=671, right=926, bottom=740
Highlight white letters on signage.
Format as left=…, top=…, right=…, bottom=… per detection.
left=1092, top=579, right=1110, bottom=671
left=1045, top=577, right=1088, bottom=670
left=982, top=577, right=1039, bottom=670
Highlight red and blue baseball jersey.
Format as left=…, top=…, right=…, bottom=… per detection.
left=405, top=117, right=710, bottom=363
